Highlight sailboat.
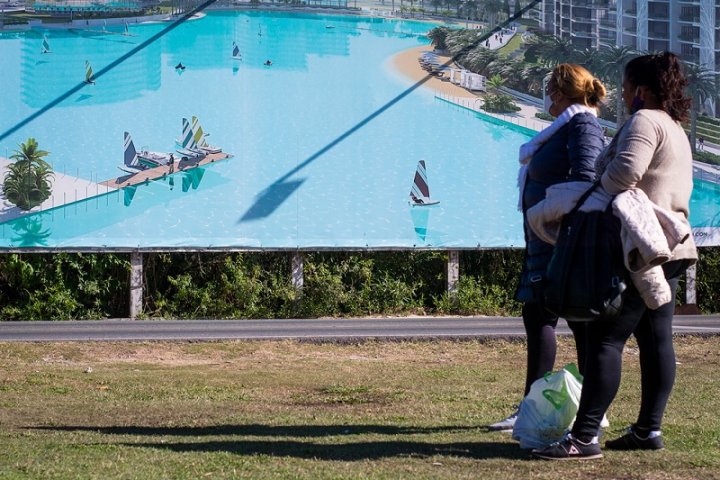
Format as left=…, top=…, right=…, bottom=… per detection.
left=190, top=116, right=222, bottom=154
left=119, top=132, right=147, bottom=174
left=120, top=131, right=171, bottom=173
left=84, top=60, right=95, bottom=84
left=231, top=41, right=242, bottom=60
left=175, top=118, right=206, bottom=159
left=41, top=34, right=51, bottom=54
left=409, top=160, right=440, bottom=206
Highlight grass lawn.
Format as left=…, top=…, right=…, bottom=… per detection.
left=498, top=32, right=523, bottom=56
left=0, top=336, right=718, bottom=479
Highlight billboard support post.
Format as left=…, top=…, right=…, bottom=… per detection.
left=447, top=250, right=459, bottom=295
left=292, top=251, right=304, bottom=292
left=686, top=263, right=697, bottom=305
left=129, top=251, right=143, bottom=319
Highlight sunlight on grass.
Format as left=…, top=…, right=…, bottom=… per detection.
left=0, top=337, right=718, bottom=479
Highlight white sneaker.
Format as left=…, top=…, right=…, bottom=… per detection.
left=488, top=408, right=519, bottom=432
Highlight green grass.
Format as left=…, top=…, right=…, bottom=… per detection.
left=497, top=33, right=523, bottom=55
left=0, top=337, right=718, bottom=479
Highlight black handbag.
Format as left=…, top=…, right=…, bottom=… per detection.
left=543, top=183, right=628, bottom=322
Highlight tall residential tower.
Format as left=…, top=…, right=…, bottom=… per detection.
left=531, top=0, right=719, bottom=114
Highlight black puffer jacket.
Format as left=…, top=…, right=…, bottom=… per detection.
left=516, top=112, right=605, bottom=303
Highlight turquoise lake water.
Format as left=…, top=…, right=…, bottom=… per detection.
left=0, top=11, right=717, bottom=248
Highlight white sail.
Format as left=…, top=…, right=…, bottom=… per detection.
left=190, top=116, right=222, bottom=153
left=176, top=118, right=204, bottom=158
left=409, top=160, right=440, bottom=206
left=124, top=21, right=129, bottom=35
left=84, top=60, right=95, bottom=84
left=41, top=34, right=51, bottom=54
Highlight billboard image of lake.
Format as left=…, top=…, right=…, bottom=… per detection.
left=1, top=11, right=718, bottom=248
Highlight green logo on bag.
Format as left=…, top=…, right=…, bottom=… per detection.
left=542, top=382, right=569, bottom=411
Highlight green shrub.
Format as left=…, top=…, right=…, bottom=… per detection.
left=693, top=150, right=720, bottom=165
left=696, top=247, right=720, bottom=314
left=146, top=252, right=297, bottom=319
left=699, top=115, right=720, bottom=127
left=534, top=112, right=553, bottom=121
left=435, top=278, right=518, bottom=315
left=1, top=248, right=719, bottom=319
left=482, top=94, right=521, bottom=113
left=0, top=253, right=129, bottom=320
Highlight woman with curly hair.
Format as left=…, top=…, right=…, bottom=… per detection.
left=534, top=52, right=698, bottom=460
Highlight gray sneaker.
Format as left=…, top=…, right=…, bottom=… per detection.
left=532, top=433, right=603, bottom=461
left=488, top=408, right=519, bottom=432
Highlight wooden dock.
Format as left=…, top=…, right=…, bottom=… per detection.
left=100, top=152, right=232, bottom=189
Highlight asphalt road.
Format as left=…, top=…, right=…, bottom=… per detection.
left=0, top=316, right=719, bottom=342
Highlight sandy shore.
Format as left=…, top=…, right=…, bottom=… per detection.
left=391, top=46, right=478, bottom=99
left=391, top=45, right=552, bottom=135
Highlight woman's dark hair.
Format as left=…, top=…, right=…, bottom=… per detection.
left=624, top=52, right=691, bottom=122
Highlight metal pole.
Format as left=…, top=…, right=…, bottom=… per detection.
left=129, top=251, right=143, bottom=319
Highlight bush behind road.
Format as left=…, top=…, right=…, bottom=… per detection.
left=0, top=248, right=718, bottom=320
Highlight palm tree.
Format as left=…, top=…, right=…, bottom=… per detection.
left=595, top=45, right=638, bottom=127
left=427, top=26, right=450, bottom=50
left=462, top=45, right=500, bottom=75
left=522, top=63, right=550, bottom=96
left=3, top=138, right=54, bottom=211
left=683, top=61, right=719, bottom=153
left=480, top=0, right=503, bottom=26
left=486, top=73, right=505, bottom=93
left=464, top=0, right=479, bottom=20
left=533, top=35, right=578, bottom=67
left=488, top=57, right=523, bottom=89
left=444, top=28, right=481, bottom=57
left=574, top=48, right=600, bottom=72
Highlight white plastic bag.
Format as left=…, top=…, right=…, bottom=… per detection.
left=512, top=363, right=583, bottom=450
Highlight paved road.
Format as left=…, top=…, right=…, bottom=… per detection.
left=0, top=316, right=719, bottom=342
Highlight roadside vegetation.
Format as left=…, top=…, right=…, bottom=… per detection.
left=0, top=337, right=718, bottom=479
left=0, top=248, right=718, bottom=320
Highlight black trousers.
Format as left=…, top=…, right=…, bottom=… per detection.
left=522, top=302, right=588, bottom=396
left=571, top=260, right=688, bottom=438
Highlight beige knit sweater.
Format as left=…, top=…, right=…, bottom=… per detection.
left=596, top=109, right=697, bottom=262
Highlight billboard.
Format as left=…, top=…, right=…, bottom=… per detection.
left=1, top=5, right=719, bottom=249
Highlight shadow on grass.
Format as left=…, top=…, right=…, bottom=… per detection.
left=119, top=440, right=526, bottom=460
left=31, top=423, right=477, bottom=437
left=30, top=424, right=527, bottom=460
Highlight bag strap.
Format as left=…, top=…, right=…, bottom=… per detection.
left=567, top=182, right=601, bottom=216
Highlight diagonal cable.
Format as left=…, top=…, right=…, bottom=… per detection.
left=0, top=0, right=219, bottom=143
left=267, top=0, right=542, bottom=187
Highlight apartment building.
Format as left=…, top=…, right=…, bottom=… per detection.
left=534, top=0, right=719, bottom=66
left=530, top=0, right=719, bottom=113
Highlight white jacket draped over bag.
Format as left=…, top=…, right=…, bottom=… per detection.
left=527, top=182, right=691, bottom=309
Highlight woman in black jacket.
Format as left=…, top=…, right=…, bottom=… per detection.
left=490, top=64, right=607, bottom=431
